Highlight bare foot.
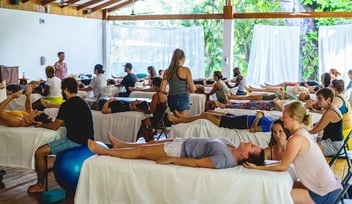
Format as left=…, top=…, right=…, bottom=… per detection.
left=108, top=132, right=124, bottom=148
left=88, top=139, right=108, bottom=155
left=27, top=183, right=45, bottom=193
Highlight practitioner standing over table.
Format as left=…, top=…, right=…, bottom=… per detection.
left=53, top=51, right=68, bottom=80
left=160, top=48, right=196, bottom=117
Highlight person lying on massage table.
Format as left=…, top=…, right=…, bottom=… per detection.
left=167, top=110, right=273, bottom=133
left=100, top=97, right=149, bottom=114
left=88, top=132, right=264, bottom=169
left=0, top=85, right=53, bottom=127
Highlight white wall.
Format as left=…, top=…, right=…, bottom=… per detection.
left=0, top=8, right=103, bottom=81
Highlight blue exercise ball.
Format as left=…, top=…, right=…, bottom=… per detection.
left=54, top=141, right=108, bottom=193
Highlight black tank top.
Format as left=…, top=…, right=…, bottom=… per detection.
left=322, top=107, right=343, bottom=142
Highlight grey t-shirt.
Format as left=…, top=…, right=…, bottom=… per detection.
left=180, top=137, right=238, bottom=169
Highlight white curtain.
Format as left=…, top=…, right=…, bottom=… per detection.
left=246, top=25, right=300, bottom=87
left=319, top=24, right=352, bottom=83
left=107, top=24, right=205, bottom=78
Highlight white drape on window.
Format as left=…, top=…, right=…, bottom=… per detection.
left=319, top=24, right=352, bottom=83
left=246, top=25, right=300, bottom=87
left=107, top=24, right=205, bottom=78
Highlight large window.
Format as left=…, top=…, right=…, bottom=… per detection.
left=107, top=24, right=205, bottom=78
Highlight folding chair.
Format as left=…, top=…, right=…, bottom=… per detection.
left=334, top=168, right=352, bottom=204
left=328, top=130, right=352, bottom=170
left=147, top=107, right=172, bottom=141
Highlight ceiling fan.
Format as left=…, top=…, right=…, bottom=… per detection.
left=56, top=0, right=68, bottom=6
left=129, top=0, right=153, bottom=16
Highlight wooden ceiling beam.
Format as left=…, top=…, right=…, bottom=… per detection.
left=107, top=11, right=352, bottom=21
left=108, top=13, right=223, bottom=20
left=91, top=0, right=122, bottom=12
left=233, top=12, right=352, bottom=19
left=77, top=0, right=103, bottom=10
left=60, top=0, right=80, bottom=8
left=42, top=0, right=56, bottom=6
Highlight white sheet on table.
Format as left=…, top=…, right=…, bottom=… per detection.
left=217, top=108, right=322, bottom=124
left=169, top=119, right=271, bottom=147
left=130, top=91, right=206, bottom=116
left=5, top=93, right=42, bottom=111
left=75, top=156, right=293, bottom=204
left=0, top=126, right=66, bottom=169
left=92, top=110, right=147, bottom=143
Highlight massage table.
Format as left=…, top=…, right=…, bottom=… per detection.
left=169, top=108, right=322, bottom=147
left=75, top=156, right=294, bottom=204
left=92, top=110, right=147, bottom=144
left=0, top=126, right=66, bottom=169
left=129, top=91, right=206, bottom=116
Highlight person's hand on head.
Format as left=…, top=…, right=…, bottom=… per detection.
left=33, top=121, right=43, bottom=128
left=243, top=162, right=257, bottom=169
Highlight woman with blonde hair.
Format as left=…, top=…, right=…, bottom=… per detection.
left=160, top=48, right=196, bottom=117
left=43, top=65, right=63, bottom=105
left=244, top=101, right=342, bottom=204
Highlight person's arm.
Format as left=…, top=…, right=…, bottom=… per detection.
left=185, top=68, right=196, bottom=93
left=272, top=98, right=283, bottom=111
left=24, top=86, right=32, bottom=113
left=148, top=93, right=159, bottom=114
left=249, top=112, right=264, bottom=133
left=235, top=75, right=243, bottom=86
left=102, top=98, right=114, bottom=114
left=35, top=118, right=64, bottom=130
left=207, top=81, right=221, bottom=96
left=308, top=110, right=333, bottom=134
left=160, top=71, right=168, bottom=94
left=156, top=156, right=215, bottom=168
left=244, top=135, right=303, bottom=171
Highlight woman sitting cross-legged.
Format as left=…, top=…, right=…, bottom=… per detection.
left=0, top=86, right=52, bottom=127
left=88, top=132, right=264, bottom=169
left=168, top=110, right=273, bottom=133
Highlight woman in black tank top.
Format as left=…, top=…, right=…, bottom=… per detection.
left=160, top=49, right=196, bottom=117
left=309, top=88, right=343, bottom=156
left=138, top=77, right=171, bottom=142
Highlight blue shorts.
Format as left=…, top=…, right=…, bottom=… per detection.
left=309, top=188, right=341, bottom=204
left=168, top=94, right=190, bottom=112
left=48, top=137, right=82, bottom=155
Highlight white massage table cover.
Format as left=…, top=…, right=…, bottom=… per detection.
left=0, top=126, right=66, bottom=169
left=75, top=156, right=294, bottom=204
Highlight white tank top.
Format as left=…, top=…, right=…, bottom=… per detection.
left=292, top=129, right=342, bottom=195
